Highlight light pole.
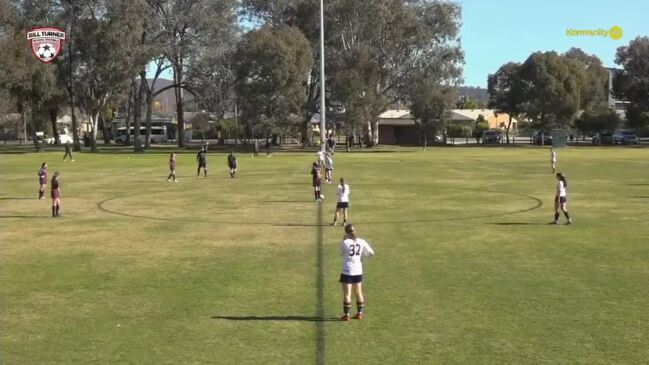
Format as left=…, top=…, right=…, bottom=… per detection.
left=319, top=0, right=326, bottom=153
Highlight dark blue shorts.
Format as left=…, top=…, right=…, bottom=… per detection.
left=336, top=202, right=349, bottom=209
left=555, top=196, right=567, bottom=204
left=340, top=274, right=362, bottom=284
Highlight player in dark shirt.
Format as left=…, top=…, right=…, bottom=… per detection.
left=38, top=162, right=48, bottom=199
left=196, top=146, right=207, bottom=177
left=311, top=162, right=323, bottom=202
left=227, top=152, right=238, bottom=178
left=51, top=171, right=61, bottom=217
left=167, top=153, right=177, bottom=182
left=63, top=142, right=73, bottom=161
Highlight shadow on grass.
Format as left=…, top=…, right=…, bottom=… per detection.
left=211, top=315, right=339, bottom=322
left=262, top=200, right=314, bottom=203
left=0, top=197, right=35, bottom=200
left=629, top=184, right=649, bottom=186
left=0, top=215, right=46, bottom=219
left=633, top=196, right=649, bottom=199
left=491, top=222, right=546, bottom=226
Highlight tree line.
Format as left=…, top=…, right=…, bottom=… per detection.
left=488, top=42, right=649, bottom=144
left=0, top=0, right=465, bottom=151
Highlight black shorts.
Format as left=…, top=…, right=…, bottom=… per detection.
left=198, top=161, right=207, bottom=168
left=336, top=202, right=349, bottom=209
left=339, top=273, right=362, bottom=284
left=555, top=196, right=567, bottom=204
left=313, top=180, right=321, bottom=187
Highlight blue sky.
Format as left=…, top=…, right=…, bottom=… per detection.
left=149, top=0, right=648, bottom=88
left=459, top=0, right=648, bottom=87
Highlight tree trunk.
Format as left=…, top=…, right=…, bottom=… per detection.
left=140, top=70, right=152, bottom=149
left=365, top=120, right=372, bottom=147
left=372, top=120, right=379, bottom=146
left=505, top=114, right=512, bottom=144
left=133, top=76, right=146, bottom=152
left=70, top=98, right=81, bottom=151
left=49, top=107, right=60, bottom=145
left=174, top=63, right=185, bottom=147
left=99, top=112, right=111, bottom=145
left=145, top=91, right=153, bottom=149
left=89, top=111, right=99, bottom=153
left=124, top=86, right=133, bottom=145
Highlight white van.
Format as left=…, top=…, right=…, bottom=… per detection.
left=115, top=126, right=167, bottom=144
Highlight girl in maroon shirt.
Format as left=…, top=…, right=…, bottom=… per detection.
left=38, top=162, right=47, bottom=199
left=51, top=172, right=61, bottom=217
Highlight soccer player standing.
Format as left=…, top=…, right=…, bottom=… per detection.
left=227, top=151, right=238, bottom=178
left=196, top=146, right=208, bottom=177
left=332, top=178, right=350, bottom=226
left=551, top=148, right=557, bottom=173
left=311, top=162, right=323, bottom=202
left=37, top=162, right=48, bottom=199
left=167, top=153, right=177, bottom=182
left=552, top=172, right=573, bottom=225
left=50, top=171, right=61, bottom=217
left=339, top=224, right=374, bottom=321
left=324, top=152, right=334, bottom=184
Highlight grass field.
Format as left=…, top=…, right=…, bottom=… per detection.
left=1, top=146, right=648, bottom=364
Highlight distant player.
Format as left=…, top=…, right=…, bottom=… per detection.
left=552, top=172, right=573, bottom=225
left=550, top=148, right=557, bottom=173
left=50, top=171, right=61, bottom=217
left=324, top=152, right=334, bottom=183
left=311, top=162, right=323, bottom=202
left=63, top=142, right=73, bottom=161
left=227, top=151, right=238, bottom=178
left=253, top=140, right=259, bottom=157
left=265, top=139, right=272, bottom=157
left=196, top=146, right=207, bottom=177
left=332, top=178, right=350, bottom=226
left=37, top=162, right=48, bottom=199
left=339, top=224, right=374, bottom=321
left=167, top=153, right=177, bottom=182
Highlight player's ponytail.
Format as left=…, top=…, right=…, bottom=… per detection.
left=41, top=162, right=47, bottom=168
left=557, top=173, right=567, bottom=188
left=340, top=177, right=345, bottom=193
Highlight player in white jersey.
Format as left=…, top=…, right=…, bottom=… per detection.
left=324, top=152, right=334, bottom=184
left=550, top=148, right=557, bottom=173
left=339, top=224, right=374, bottom=321
left=332, top=178, right=350, bottom=226
left=552, top=172, right=572, bottom=225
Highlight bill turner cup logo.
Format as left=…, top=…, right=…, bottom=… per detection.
left=27, top=27, right=66, bottom=63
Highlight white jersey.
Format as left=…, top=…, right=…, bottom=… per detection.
left=316, top=151, right=325, bottom=163
left=324, top=155, right=333, bottom=169
left=340, top=238, right=374, bottom=276
left=337, top=184, right=350, bottom=202
left=556, top=180, right=567, bottom=197
left=551, top=150, right=557, bottom=162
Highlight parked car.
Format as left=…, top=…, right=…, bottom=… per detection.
left=482, top=130, right=503, bottom=144
left=613, top=129, right=638, bottom=145
left=532, top=131, right=553, bottom=145
left=592, top=130, right=614, bottom=145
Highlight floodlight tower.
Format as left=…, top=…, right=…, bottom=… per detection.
left=319, top=0, right=326, bottom=152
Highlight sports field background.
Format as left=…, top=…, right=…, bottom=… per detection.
left=1, top=146, right=648, bottom=364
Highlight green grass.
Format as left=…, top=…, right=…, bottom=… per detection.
left=1, top=146, right=648, bottom=364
